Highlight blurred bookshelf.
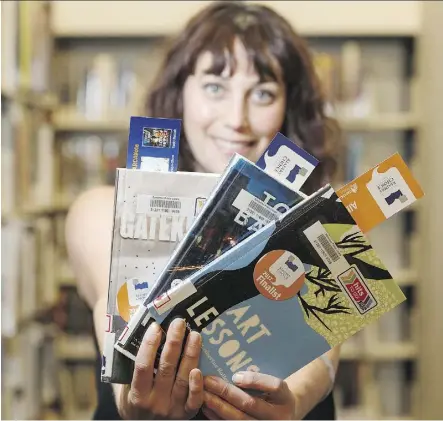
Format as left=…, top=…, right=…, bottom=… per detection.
left=3, top=1, right=442, bottom=420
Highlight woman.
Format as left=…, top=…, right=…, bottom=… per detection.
left=65, top=1, right=341, bottom=420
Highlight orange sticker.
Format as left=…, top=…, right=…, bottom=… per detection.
left=116, top=283, right=136, bottom=323
left=337, top=153, right=424, bottom=233
left=116, top=278, right=150, bottom=322
left=253, top=250, right=305, bottom=301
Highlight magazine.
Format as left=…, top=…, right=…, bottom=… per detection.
left=114, top=184, right=407, bottom=383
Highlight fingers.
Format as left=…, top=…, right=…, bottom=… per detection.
left=152, top=318, right=187, bottom=396
left=184, top=368, right=204, bottom=415
left=232, top=371, right=292, bottom=405
left=172, top=331, right=203, bottom=408
left=203, top=390, right=254, bottom=420
left=202, top=406, right=221, bottom=420
left=204, top=376, right=266, bottom=419
left=130, top=321, right=163, bottom=399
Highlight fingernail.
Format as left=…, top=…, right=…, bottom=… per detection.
left=192, top=369, right=202, bottom=382
left=172, top=318, right=186, bottom=329
left=190, top=330, right=201, bottom=344
left=232, top=372, right=244, bottom=383
left=149, top=322, right=161, bottom=333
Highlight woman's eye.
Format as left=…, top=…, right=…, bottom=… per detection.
left=203, top=83, right=224, bottom=96
left=252, top=89, right=275, bottom=104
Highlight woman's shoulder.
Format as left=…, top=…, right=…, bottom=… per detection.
left=65, top=185, right=117, bottom=308
left=66, top=185, right=115, bottom=225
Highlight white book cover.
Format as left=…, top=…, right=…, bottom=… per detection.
left=101, top=168, right=219, bottom=383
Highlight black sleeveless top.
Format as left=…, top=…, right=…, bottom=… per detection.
left=92, top=339, right=335, bottom=420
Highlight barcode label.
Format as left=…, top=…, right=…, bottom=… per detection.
left=317, top=234, right=341, bottom=262
left=136, top=195, right=200, bottom=217
left=232, top=189, right=280, bottom=225
left=303, top=221, right=349, bottom=275
left=247, top=198, right=280, bottom=223
left=150, top=197, right=181, bottom=214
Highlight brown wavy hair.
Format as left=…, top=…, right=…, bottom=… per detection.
left=146, top=1, right=341, bottom=193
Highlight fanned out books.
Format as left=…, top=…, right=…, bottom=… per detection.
left=115, top=184, right=407, bottom=380
left=102, top=116, right=424, bottom=386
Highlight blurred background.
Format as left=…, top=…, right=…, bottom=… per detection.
left=1, top=1, right=442, bottom=419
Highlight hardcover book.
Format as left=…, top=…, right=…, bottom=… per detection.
left=115, top=184, right=407, bottom=384
left=114, top=152, right=313, bottom=361
left=101, top=168, right=219, bottom=383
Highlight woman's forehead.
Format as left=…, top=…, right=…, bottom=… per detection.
left=194, top=39, right=282, bottom=81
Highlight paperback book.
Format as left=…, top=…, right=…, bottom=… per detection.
left=101, top=169, right=219, bottom=383
left=114, top=148, right=317, bottom=360
left=115, top=184, right=408, bottom=383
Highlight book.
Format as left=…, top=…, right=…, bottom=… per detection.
left=126, top=116, right=181, bottom=172
left=114, top=151, right=314, bottom=362
left=336, top=152, right=424, bottom=233
left=101, top=169, right=219, bottom=384
left=114, top=184, right=407, bottom=385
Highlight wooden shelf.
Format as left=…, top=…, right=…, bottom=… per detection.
left=55, top=334, right=96, bottom=361
left=2, top=199, right=72, bottom=220
left=53, top=108, right=419, bottom=133
left=51, top=1, right=422, bottom=38
left=1, top=87, right=58, bottom=110
left=341, top=342, right=417, bottom=361
left=338, top=113, right=418, bottom=132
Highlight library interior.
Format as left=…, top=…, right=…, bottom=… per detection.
left=1, top=1, right=443, bottom=420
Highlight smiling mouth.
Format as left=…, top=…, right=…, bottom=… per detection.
left=212, top=137, right=257, bottom=155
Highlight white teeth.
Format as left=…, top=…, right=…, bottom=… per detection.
left=214, top=138, right=255, bottom=153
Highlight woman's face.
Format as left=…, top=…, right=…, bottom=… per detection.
left=182, top=39, right=286, bottom=174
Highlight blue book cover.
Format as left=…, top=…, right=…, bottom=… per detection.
left=126, top=116, right=181, bottom=172
left=256, top=133, right=319, bottom=191
left=114, top=185, right=406, bottom=383
left=115, top=152, right=311, bottom=362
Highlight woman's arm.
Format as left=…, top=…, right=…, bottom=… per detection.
left=286, top=346, right=340, bottom=419
left=65, top=186, right=123, bottom=400
left=65, top=186, right=204, bottom=419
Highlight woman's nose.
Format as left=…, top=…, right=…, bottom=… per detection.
left=224, top=96, right=250, bottom=133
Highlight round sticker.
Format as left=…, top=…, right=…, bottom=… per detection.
left=253, top=250, right=305, bottom=301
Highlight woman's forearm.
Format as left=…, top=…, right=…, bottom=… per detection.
left=285, top=346, right=341, bottom=420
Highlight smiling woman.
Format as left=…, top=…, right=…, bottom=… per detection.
left=147, top=1, right=340, bottom=190
left=65, top=1, right=342, bottom=420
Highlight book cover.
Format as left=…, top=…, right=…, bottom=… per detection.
left=101, top=168, right=219, bottom=384
left=115, top=152, right=312, bottom=361
left=337, top=152, right=424, bottom=233
left=126, top=116, right=181, bottom=172
left=115, top=184, right=407, bottom=385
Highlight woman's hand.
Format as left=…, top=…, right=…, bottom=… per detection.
left=202, top=371, right=296, bottom=420
left=118, top=318, right=204, bottom=420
